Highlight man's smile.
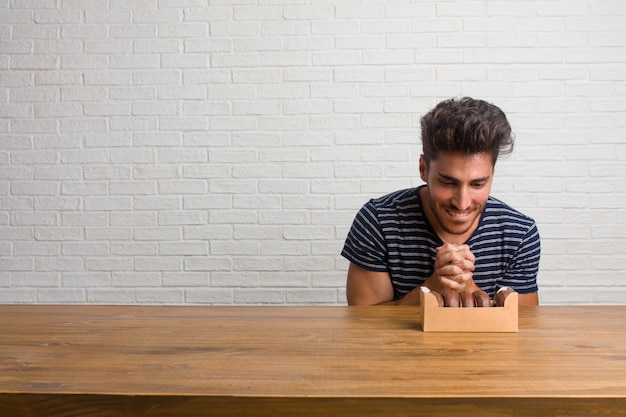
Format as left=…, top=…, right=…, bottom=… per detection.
left=444, top=207, right=475, bottom=220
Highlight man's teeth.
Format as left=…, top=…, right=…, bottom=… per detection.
left=448, top=210, right=469, bottom=218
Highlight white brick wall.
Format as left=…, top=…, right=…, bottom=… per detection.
left=1, top=1, right=625, bottom=305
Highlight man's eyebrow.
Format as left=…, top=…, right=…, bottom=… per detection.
left=437, top=173, right=458, bottom=182
left=438, top=173, right=491, bottom=183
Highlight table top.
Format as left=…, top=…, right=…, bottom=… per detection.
left=1, top=304, right=626, bottom=400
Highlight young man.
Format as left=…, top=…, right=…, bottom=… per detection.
left=342, top=97, right=540, bottom=306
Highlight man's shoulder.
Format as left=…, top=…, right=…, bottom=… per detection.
left=484, top=196, right=536, bottom=227
left=368, top=187, right=422, bottom=211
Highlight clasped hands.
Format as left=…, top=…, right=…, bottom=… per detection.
left=423, top=243, right=479, bottom=294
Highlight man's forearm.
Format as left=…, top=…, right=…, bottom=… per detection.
left=374, top=286, right=423, bottom=306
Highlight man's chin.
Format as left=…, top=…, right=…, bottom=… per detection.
left=442, top=227, right=472, bottom=236
left=440, top=220, right=475, bottom=236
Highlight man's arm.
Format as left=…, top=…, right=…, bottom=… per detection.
left=518, top=291, right=538, bottom=306
left=345, top=262, right=468, bottom=306
left=347, top=261, right=539, bottom=306
left=499, top=220, right=541, bottom=306
left=346, top=243, right=479, bottom=306
left=346, top=263, right=422, bottom=306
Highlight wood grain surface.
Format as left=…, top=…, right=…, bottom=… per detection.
left=1, top=305, right=626, bottom=416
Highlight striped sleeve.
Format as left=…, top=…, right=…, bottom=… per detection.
left=498, top=221, right=541, bottom=294
left=469, top=200, right=541, bottom=295
left=341, top=201, right=389, bottom=272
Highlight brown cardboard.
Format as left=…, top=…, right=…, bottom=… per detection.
left=419, top=287, right=518, bottom=332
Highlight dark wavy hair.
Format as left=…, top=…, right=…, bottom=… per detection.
left=420, top=97, right=514, bottom=166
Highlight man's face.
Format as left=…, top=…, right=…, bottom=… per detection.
left=419, top=151, right=494, bottom=240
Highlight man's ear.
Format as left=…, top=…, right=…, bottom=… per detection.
left=419, top=154, right=428, bottom=183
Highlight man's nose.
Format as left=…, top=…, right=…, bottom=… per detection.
left=453, top=187, right=471, bottom=210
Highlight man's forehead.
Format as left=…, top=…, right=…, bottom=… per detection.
left=429, top=152, right=494, bottom=180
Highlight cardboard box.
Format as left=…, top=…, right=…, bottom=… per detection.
left=419, top=287, right=518, bottom=332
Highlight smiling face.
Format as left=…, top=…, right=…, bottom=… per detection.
left=419, top=151, right=494, bottom=244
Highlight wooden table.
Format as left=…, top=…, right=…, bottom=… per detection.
left=1, top=305, right=626, bottom=417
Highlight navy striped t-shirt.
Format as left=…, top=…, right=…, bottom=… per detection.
left=341, top=186, right=540, bottom=299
